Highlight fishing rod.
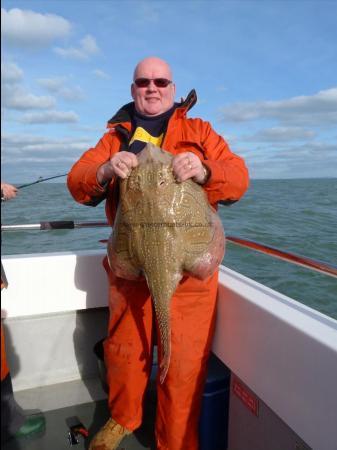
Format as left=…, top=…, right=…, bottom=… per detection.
left=225, top=236, right=337, bottom=279
left=17, top=173, right=68, bottom=190
left=2, top=220, right=337, bottom=279
left=1, top=174, right=68, bottom=202
left=1, top=221, right=107, bottom=231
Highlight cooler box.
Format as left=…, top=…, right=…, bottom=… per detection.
left=199, top=352, right=231, bottom=450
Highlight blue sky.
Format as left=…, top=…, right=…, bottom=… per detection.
left=1, top=0, right=337, bottom=182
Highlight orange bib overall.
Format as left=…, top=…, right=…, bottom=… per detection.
left=103, top=257, right=219, bottom=450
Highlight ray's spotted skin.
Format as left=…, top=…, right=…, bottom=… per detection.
left=108, top=143, right=225, bottom=382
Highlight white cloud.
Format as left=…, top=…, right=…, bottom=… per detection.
left=93, top=69, right=111, bottom=80
left=37, top=77, right=65, bottom=91
left=81, top=35, right=99, bottom=54
left=2, top=84, right=56, bottom=110
left=235, top=139, right=337, bottom=179
left=290, top=141, right=337, bottom=156
left=1, top=8, right=71, bottom=48
left=54, top=34, right=100, bottom=60
left=1, top=61, right=24, bottom=83
left=1, top=133, right=91, bottom=181
left=4, top=156, right=77, bottom=164
left=37, top=77, right=85, bottom=101
left=242, top=127, right=316, bottom=143
left=2, top=133, right=92, bottom=156
left=20, top=110, right=79, bottom=124
left=220, top=88, right=337, bottom=126
left=2, top=134, right=47, bottom=152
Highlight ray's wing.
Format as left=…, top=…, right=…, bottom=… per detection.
left=180, top=181, right=225, bottom=279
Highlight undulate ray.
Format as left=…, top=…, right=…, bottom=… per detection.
left=108, top=143, right=225, bottom=383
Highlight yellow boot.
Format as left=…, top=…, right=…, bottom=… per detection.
left=89, top=418, right=132, bottom=450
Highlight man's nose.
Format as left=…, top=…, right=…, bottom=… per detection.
left=146, top=80, right=158, bottom=91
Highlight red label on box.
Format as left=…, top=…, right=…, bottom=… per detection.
left=233, top=378, right=259, bottom=416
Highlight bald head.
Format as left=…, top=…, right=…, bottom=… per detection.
left=133, top=57, right=173, bottom=81
left=131, top=56, right=176, bottom=116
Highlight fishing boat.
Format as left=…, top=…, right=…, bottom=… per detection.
left=1, top=225, right=337, bottom=450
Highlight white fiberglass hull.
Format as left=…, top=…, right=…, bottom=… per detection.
left=1, top=251, right=337, bottom=450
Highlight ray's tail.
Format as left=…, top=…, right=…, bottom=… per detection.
left=144, top=265, right=181, bottom=384
left=153, top=296, right=172, bottom=384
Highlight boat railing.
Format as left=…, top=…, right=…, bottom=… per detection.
left=2, top=220, right=337, bottom=279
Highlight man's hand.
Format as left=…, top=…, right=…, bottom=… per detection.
left=97, top=151, right=139, bottom=185
left=172, top=152, right=209, bottom=185
left=1, top=183, right=18, bottom=201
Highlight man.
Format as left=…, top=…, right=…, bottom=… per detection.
left=68, top=57, right=249, bottom=450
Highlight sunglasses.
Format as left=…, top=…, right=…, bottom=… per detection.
left=134, top=78, right=173, bottom=88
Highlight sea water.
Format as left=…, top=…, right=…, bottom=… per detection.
left=1, top=178, right=336, bottom=319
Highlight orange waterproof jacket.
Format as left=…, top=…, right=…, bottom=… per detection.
left=67, top=90, right=249, bottom=221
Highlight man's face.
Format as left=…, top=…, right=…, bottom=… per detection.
left=131, top=60, right=176, bottom=116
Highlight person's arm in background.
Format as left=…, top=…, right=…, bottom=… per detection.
left=1, top=183, right=18, bottom=201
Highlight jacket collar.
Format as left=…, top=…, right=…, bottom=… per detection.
left=177, top=89, right=197, bottom=114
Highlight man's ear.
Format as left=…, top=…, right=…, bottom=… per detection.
left=131, top=83, right=135, bottom=100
